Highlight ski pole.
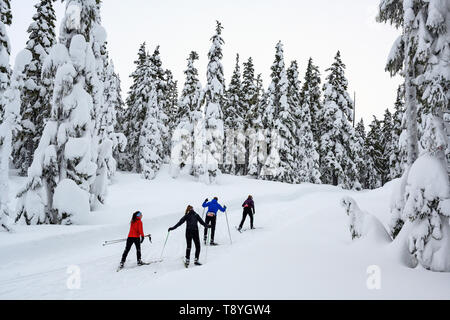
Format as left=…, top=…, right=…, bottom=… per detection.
left=201, top=207, right=206, bottom=221
left=160, top=232, right=170, bottom=260
left=205, top=227, right=211, bottom=263
left=102, top=238, right=127, bottom=246
left=225, top=208, right=232, bottom=245
left=102, top=234, right=152, bottom=246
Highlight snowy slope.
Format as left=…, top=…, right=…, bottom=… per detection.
left=1, top=166, right=449, bottom=300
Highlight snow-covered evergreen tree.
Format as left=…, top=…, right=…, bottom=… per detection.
left=295, top=60, right=321, bottom=184
left=301, top=58, right=323, bottom=149
left=319, top=51, right=358, bottom=188
left=97, top=58, right=126, bottom=183
left=149, top=46, right=170, bottom=162
left=380, top=108, right=394, bottom=185
left=12, top=0, right=57, bottom=176
left=0, top=49, right=32, bottom=231
left=140, top=85, right=163, bottom=180
left=354, top=118, right=368, bottom=189
left=389, top=85, right=408, bottom=180
left=171, top=51, right=203, bottom=177
left=16, top=0, right=101, bottom=225
left=365, top=116, right=383, bottom=189
left=261, top=42, right=296, bottom=183
left=0, top=0, right=12, bottom=121
left=120, top=43, right=152, bottom=172
left=379, top=1, right=450, bottom=271
left=203, top=21, right=226, bottom=184
left=164, top=69, right=178, bottom=132
left=247, top=73, right=266, bottom=178
left=224, top=53, right=244, bottom=175
left=241, top=57, right=258, bottom=175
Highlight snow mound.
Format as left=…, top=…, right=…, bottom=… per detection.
left=53, top=179, right=90, bottom=225
left=341, top=196, right=391, bottom=243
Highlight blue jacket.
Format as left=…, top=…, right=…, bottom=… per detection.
left=202, top=199, right=226, bottom=215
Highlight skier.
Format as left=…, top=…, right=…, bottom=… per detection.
left=118, top=211, right=146, bottom=270
left=202, top=197, right=227, bottom=246
left=168, top=205, right=210, bottom=267
left=238, top=195, right=255, bottom=232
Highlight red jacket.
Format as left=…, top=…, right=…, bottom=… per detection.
left=128, top=217, right=144, bottom=238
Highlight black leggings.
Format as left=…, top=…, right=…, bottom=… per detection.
left=186, top=230, right=201, bottom=261
left=204, top=214, right=217, bottom=242
left=121, top=237, right=141, bottom=263
left=239, top=208, right=254, bottom=229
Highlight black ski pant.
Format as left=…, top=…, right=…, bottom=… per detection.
left=186, top=229, right=201, bottom=262
left=204, top=214, right=217, bottom=242
left=121, top=237, right=141, bottom=263
left=239, top=208, right=254, bottom=229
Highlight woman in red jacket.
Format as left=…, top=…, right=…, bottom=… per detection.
left=119, top=211, right=145, bottom=269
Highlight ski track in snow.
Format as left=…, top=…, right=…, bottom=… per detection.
left=0, top=169, right=449, bottom=299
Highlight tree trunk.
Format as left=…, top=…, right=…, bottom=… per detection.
left=404, top=42, right=419, bottom=166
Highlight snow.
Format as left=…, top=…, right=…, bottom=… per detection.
left=406, top=154, right=449, bottom=199
left=0, top=167, right=449, bottom=299
left=64, top=3, right=81, bottom=31
left=53, top=179, right=90, bottom=225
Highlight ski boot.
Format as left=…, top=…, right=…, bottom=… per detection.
left=194, top=259, right=202, bottom=266
left=184, top=259, right=190, bottom=268
left=210, top=241, right=218, bottom=246
left=117, top=261, right=124, bottom=272
left=137, top=259, right=145, bottom=266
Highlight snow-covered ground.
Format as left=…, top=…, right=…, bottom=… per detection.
left=1, top=166, right=449, bottom=300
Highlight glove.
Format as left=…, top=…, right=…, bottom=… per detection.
left=204, top=198, right=208, bottom=203
left=140, top=236, right=145, bottom=243
left=148, top=235, right=152, bottom=243
left=168, top=227, right=173, bottom=232
left=224, top=205, right=227, bottom=210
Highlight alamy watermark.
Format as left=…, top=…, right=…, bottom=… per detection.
left=66, top=265, right=81, bottom=290
left=366, top=265, right=381, bottom=290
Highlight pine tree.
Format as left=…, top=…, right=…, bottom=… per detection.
left=389, top=85, right=407, bottom=180
left=294, top=60, right=321, bottom=184
left=241, top=57, right=258, bottom=175
left=164, top=69, right=178, bottom=131
left=12, top=0, right=57, bottom=176
left=203, top=21, right=226, bottom=184
left=301, top=58, right=323, bottom=151
left=120, top=43, right=152, bottom=172
left=365, top=116, right=383, bottom=189
left=261, top=42, right=296, bottom=183
left=16, top=0, right=102, bottom=225
left=171, top=51, right=202, bottom=177
left=248, top=74, right=266, bottom=177
left=0, top=0, right=12, bottom=121
left=224, top=53, right=244, bottom=175
left=1, top=47, right=32, bottom=231
left=354, top=119, right=368, bottom=189
left=140, top=85, right=163, bottom=180
left=378, top=1, right=450, bottom=271
left=380, top=108, right=394, bottom=185
left=98, top=58, right=126, bottom=182
left=319, top=51, right=358, bottom=188
left=149, top=46, right=170, bottom=163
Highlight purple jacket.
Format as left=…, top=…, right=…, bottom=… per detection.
left=242, top=198, right=255, bottom=214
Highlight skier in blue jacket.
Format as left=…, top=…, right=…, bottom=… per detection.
left=202, top=197, right=227, bottom=246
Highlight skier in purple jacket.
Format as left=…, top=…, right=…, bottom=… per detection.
left=238, top=195, right=255, bottom=231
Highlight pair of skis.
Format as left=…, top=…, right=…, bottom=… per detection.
left=116, top=259, right=163, bottom=272
left=235, top=226, right=263, bottom=233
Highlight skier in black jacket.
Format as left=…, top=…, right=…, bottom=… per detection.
left=169, top=205, right=210, bottom=267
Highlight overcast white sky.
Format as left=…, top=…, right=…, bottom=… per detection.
left=9, top=0, right=402, bottom=125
